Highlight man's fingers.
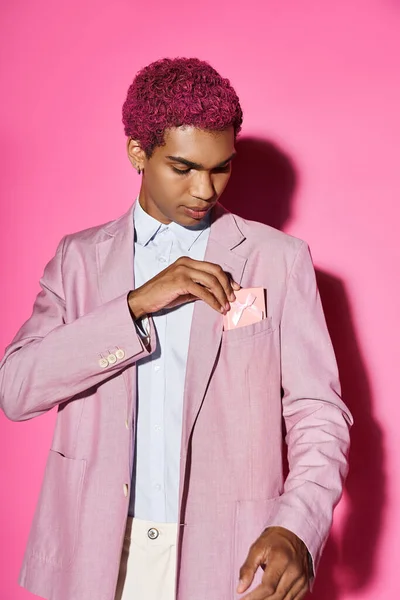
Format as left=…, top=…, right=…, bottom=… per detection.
left=293, top=581, right=310, bottom=600
left=237, top=529, right=310, bottom=600
left=186, top=281, right=226, bottom=313
left=239, top=567, right=303, bottom=600
left=237, top=545, right=264, bottom=594
left=238, top=553, right=283, bottom=597
left=240, top=552, right=299, bottom=600
left=238, top=572, right=283, bottom=600
left=206, top=262, right=240, bottom=302
left=274, top=548, right=308, bottom=600
left=239, top=569, right=307, bottom=600
left=239, top=580, right=279, bottom=600
left=293, top=584, right=309, bottom=600
left=176, top=257, right=240, bottom=304
left=281, top=573, right=308, bottom=600
left=186, top=267, right=231, bottom=310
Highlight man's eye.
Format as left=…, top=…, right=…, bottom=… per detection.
left=172, top=167, right=191, bottom=175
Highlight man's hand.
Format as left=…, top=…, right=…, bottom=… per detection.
left=128, top=256, right=240, bottom=318
left=237, top=526, right=311, bottom=600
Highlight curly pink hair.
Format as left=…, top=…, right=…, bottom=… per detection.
left=122, top=57, right=243, bottom=156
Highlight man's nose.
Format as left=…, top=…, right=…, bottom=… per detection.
left=189, top=172, right=215, bottom=201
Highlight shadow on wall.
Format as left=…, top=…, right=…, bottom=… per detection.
left=222, top=137, right=385, bottom=599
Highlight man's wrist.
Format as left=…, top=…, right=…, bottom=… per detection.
left=127, top=290, right=146, bottom=320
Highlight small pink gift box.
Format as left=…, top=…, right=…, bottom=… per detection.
left=223, top=287, right=266, bottom=330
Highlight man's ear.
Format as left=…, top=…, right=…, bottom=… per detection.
left=126, top=138, right=146, bottom=173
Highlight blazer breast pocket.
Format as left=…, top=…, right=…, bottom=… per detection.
left=222, top=316, right=275, bottom=345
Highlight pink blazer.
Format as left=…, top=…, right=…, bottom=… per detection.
left=0, top=200, right=352, bottom=600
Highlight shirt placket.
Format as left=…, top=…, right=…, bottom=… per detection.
left=149, top=229, right=174, bottom=521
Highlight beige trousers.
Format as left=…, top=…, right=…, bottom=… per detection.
left=115, top=517, right=179, bottom=600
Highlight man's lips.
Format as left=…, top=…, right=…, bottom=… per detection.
left=185, top=206, right=210, bottom=212
left=183, top=205, right=213, bottom=219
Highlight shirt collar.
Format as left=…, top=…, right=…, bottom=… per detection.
left=133, top=197, right=211, bottom=251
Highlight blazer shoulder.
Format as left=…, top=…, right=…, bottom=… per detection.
left=232, top=212, right=307, bottom=255
left=62, top=206, right=132, bottom=248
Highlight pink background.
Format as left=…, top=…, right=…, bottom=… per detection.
left=1, top=1, right=399, bottom=598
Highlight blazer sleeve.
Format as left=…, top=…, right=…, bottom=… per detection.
left=0, top=236, right=157, bottom=422
left=267, top=241, right=353, bottom=576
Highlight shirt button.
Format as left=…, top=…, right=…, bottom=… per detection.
left=116, top=349, right=125, bottom=360
left=155, top=425, right=161, bottom=432
left=154, top=365, right=161, bottom=372
left=123, top=483, right=129, bottom=497
left=107, top=353, right=117, bottom=365
left=154, top=483, right=161, bottom=491
left=159, top=256, right=167, bottom=263
left=125, top=419, right=129, bottom=430
left=148, top=528, right=159, bottom=540
left=99, top=357, right=109, bottom=368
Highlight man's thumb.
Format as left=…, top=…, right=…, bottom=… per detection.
left=237, top=559, right=257, bottom=594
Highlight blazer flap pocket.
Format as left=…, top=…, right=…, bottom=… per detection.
left=28, top=449, right=86, bottom=568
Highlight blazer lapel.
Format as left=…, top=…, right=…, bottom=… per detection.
left=96, top=205, right=135, bottom=305
left=179, top=202, right=248, bottom=500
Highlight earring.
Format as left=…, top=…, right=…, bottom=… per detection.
left=136, top=166, right=142, bottom=175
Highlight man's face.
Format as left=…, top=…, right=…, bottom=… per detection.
left=129, top=126, right=236, bottom=226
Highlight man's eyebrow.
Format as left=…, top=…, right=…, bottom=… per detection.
left=166, top=152, right=237, bottom=170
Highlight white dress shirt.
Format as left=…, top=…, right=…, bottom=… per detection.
left=128, top=198, right=211, bottom=522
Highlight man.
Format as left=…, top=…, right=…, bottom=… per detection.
left=0, top=58, right=353, bottom=600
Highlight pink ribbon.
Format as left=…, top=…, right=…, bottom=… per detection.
left=231, top=292, right=263, bottom=326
